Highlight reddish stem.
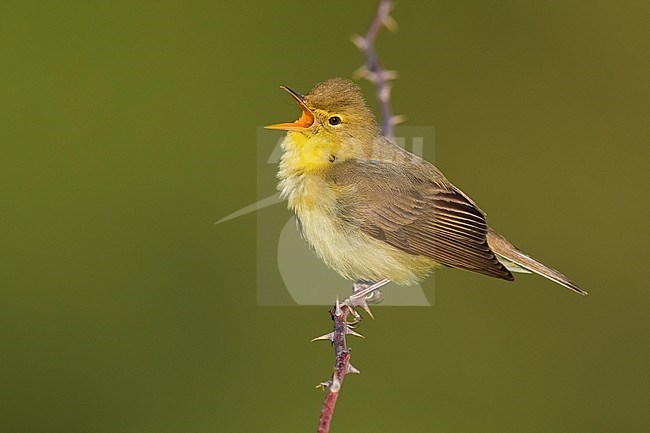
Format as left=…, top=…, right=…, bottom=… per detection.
left=316, top=305, right=352, bottom=433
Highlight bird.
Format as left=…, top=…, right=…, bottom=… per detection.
left=265, top=78, right=587, bottom=303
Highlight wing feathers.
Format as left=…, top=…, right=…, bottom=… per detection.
left=327, top=160, right=514, bottom=281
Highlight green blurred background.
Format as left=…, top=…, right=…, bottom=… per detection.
left=1, top=1, right=649, bottom=432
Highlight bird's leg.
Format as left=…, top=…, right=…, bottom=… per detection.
left=343, top=279, right=390, bottom=322
left=353, top=279, right=385, bottom=304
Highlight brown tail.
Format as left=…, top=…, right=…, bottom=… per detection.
left=487, top=228, right=587, bottom=296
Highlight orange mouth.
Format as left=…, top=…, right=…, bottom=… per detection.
left=265, top=86, right=316, bottom=131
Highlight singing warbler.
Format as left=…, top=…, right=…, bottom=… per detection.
left=266, top=78, right=586, bottom=296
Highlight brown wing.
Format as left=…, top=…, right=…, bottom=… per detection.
left=326, top=159, right=514, bottom=281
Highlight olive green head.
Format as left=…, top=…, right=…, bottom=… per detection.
left=266, top=78, right=380, bottom=159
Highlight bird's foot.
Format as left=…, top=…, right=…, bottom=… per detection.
left=342, top=279, right=390, bottom=323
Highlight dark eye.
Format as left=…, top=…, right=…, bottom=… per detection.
left=328, top=116, right=342, bottom=126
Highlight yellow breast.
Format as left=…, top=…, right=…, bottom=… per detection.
left=277, top=136, right=436, bottom=285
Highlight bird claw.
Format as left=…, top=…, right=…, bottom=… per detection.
left=345, top=301, right=375, bottom=322
left=342, top=279, right=388, bottom=321
left=347, top=306, right=363, bottom=325
left=360, top=300, right=376, bottom=320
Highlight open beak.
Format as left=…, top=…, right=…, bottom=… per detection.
left=265, top=86, right=317, bottom=132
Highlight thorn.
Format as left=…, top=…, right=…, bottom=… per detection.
left=311, top=332, right=334, bottom=342
left=345, top=327, right=365, bottom=338
left=316, top=380, right=331, bottom=391
left=352, top=65, right=370, bottom=80
left=347, top=363, right=361, bottom=374
left=335, top=296, right=342, bottom=317
left=350, top=34, right=367, bottom=50
left=382, top=70, right=399, bottom=81
left=391, top=114, right=406, bottom=125
left=382, top=14, right=398, bottom=33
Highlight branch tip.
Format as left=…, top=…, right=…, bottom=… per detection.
left=352, top=0, right=398, bottom=138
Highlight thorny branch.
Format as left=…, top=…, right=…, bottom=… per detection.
left=352, top=0, right=402, bottom=138
left=314, top=300, right=361, bottom=433
left=315, top=4, right=399, bottom=432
